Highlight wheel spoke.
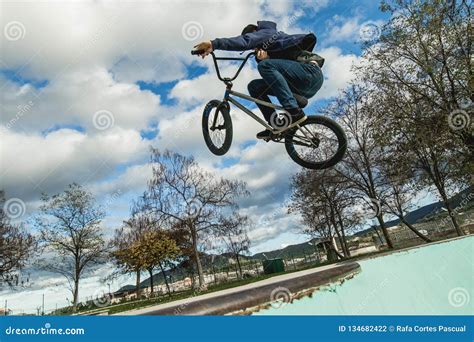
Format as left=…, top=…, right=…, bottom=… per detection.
left=287, top=118, right=342, bottom=166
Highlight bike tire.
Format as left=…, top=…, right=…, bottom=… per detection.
left=285, top=115, right=347, bottom=170
left=202, top=100, right=233, bottom=156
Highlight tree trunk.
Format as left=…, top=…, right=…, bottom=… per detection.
left=440, top=193, right=464, bottom=236
left=190, top=226, right=205, bottom=288
left=331, top=221, right=349, bottom=257
left=235, top=254, right=243, bottom=278
left=336, top=211, right=351, bottom=257
left=72, top=278, right=79, bottom=312
left=432, top=174, right=464, bottom=236
left=159, top=261, right=171, bottom=297
left=72, top=257, right=80, bottom=312
left=376, top=214, right=394, bottom=249
left=135, top=270, right=141, bottom=298
left=148, top=268, right=154, bottom=295
left=371, top=224, right=383, bottom=244
left=400, top=217, right=432, bottom=243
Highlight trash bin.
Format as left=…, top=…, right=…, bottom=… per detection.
left=262, top=258, right=285, bottom=274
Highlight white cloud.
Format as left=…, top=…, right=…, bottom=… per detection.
left=0, top=126, right=148, bottom=201
left=323, top=15, right=385, bottom=44
left=313, top=46, right=361, bottom=100
left=325, top=16, right=361, bottom=43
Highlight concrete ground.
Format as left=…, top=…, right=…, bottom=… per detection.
left=117, top=261, right=360, bottom=316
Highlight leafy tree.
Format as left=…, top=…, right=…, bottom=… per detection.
left=110, top=214, right=153, bottom=297
left=136, top=230, right=179, bottom=296
left=35, top=183, right=106, bottom=312
left=110, top=238, right=143, bottom=296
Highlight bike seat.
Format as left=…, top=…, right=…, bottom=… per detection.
left=293, top=93, right=308, bottom=109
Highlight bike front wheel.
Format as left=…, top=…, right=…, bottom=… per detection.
left=202, top=100, right=233, bottom=156
left=285, top=115, right=347, bottom=169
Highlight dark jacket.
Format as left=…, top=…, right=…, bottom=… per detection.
left=211, top=21, right=316, bottom=56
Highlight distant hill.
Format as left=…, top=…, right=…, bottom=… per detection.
left=251, top=238, right=321, bottom=261
left=354, top=186, right=473, bottom=237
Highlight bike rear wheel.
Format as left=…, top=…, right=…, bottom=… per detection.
left=285, top=115, right=347, bottom=169
left=202, top=100, right=233, bottom=156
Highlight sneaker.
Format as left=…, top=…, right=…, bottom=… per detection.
left=271, top=108, right=307, bottom=132
left=287, top=108, right=307, bottom=127
left=256, top=129, right=273, bottom=140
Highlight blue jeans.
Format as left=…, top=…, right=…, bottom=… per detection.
left=247, top=59, right=324, bottom=122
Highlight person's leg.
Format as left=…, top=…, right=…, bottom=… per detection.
left=257, top=59, right=323, bottom=111
left=247, top=79, right=276, bottom=123
left=295, top=63, right=324, bottom=99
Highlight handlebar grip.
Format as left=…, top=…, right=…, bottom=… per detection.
left=191, top=49, right=205, bottom=55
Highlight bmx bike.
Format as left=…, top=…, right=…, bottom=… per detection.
left=191, top=50, right=347, bottom=170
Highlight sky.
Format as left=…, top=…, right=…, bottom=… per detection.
left=0, top=0, right=397, bottom=313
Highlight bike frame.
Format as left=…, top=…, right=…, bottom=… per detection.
left=210, top=52, right=286, bottom=131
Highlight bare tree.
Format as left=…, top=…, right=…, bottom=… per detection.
left=35, top=183, right=106, bottom=312
left=0, top=191, right=35, bottom=286
left=216, top=213, right=250, bottom=277
left=368, top=0, right=472, bottom=150
left=359, top=0, right=472, bottom=235
left=377, top=156, right=432, bottom=243
left=289, top=169, right=357, bottom=258
left=328, top=85, right=395, bottom=248
left=139, top=149, right=248, bottom=288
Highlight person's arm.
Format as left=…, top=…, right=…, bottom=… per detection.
left=211, top=30, right=272, bottom=51
left=194, top=30, right=272, bottom=58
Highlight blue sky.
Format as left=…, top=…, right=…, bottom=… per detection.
left=0, top=0, right=415, bottom=312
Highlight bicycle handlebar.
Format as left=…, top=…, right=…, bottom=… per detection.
left=190, top=50, right=255, bottom=83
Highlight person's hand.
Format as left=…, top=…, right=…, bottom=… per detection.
left=194, top=41, right=213, bottom=59
left=256, top=49, right=268, bottom=61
